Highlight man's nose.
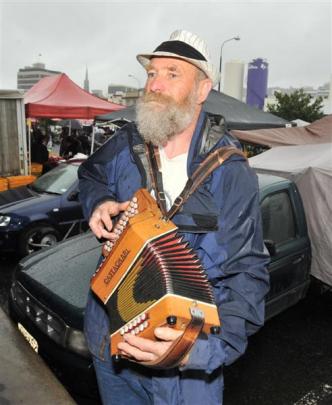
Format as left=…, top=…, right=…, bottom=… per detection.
left=148, top=76, right=166, bottom=93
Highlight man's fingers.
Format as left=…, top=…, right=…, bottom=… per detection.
left=88, top=218, right=103, bottom=239
left=122, top=333, right=157, bottom=352
left=118, top=341, right=156, bottom=363
left=118, top=334, right=173, bottom=361
left=99, top=210, right=114, bottom=232
left=89, top=200, right=130, bottom=238
left=154, top=327, right=183, bottom=341
left=119, top=329, right=189, bottom=367
left=98, top=200, right=130, bottom=231
left=99, top=229, right=119, bottom=240
left=118, top=201, right=130, bottom=212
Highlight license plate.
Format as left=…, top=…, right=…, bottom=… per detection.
left=18, top=322, right=39, bottom=353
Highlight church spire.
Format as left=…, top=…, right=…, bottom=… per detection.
left=84, top=66, right=90, bottom=92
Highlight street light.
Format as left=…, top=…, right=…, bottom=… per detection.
left=218, top=36, right=240, bottom=92
left=128, top=74, right=141, bottom=98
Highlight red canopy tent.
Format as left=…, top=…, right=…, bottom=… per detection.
left=24, top=73, right=124, bottom=119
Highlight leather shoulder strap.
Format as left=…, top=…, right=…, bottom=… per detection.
left=128, top=132, right=152, bottom=191
left=166, top=146, right=247, bottom=220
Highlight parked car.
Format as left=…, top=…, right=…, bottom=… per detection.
left=0, top=159, right=88, bottom=257
left=8, top=173, right=311, bottom=399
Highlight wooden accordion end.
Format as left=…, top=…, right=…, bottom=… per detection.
left=91, top=189, right=221, bottom=368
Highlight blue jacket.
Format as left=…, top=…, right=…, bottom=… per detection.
left=78, top=111, right=270, bottom=403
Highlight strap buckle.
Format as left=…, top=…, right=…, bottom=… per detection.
left=173, top=196, right=184, bottom=207
left=158, top=191, right=166, bottom=202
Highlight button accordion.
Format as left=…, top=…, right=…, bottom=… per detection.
left=91, top=188, right=221, bottom=368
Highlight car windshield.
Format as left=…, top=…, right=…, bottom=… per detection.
left=31, top=163, right=79, bottom=195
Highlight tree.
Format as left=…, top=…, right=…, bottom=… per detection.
left=267, top=89, right=324, bottom=123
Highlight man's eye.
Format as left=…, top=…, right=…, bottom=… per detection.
left=147, top=71, right=156, bottom=78
left=169, top=73, right=178, bottom=79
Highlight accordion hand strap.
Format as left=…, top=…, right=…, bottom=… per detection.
left=140, top=306, right=205, bottom=369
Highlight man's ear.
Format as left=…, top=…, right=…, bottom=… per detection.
left=197, top=79, right=213, bottom=105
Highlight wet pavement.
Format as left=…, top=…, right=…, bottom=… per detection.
left=1, top=254, right=332, bottom=405
left=224, top=287, right=332, bottom=405
left=0, top=307, right=76, bottom=404
left=0, top=254, right=15, bottom=312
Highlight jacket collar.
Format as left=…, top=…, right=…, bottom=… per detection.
left=187, top=111, right=226, bottom=176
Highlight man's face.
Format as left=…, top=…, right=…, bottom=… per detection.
left=136, top=57, right=206, bottom=146
left=144, top=57, right=199, bottom=108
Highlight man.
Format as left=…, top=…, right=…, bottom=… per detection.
left=31, top=133, right=49, bottom=174
left=78, top=30, right=270, bottom=405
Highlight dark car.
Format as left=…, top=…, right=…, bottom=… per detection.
left=8, top=173, right=311, bottom=400
left=9, top=231, right=101, bottom=399
left=0, top=159, right=88, bottom=257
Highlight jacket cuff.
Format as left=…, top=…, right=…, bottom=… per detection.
left=89, top=196, right=115, bottom=218
left=179, top=336, right=226, bottom=373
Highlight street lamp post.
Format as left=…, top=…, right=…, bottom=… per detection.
left=218, top=36, right=240, bottom=92
left=128, top=74, right=141, bottom=98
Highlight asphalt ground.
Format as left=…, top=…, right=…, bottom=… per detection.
left=1, top=254, right=332, bottom=405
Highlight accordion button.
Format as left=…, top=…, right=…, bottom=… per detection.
left=124, top=325, right=129, bottom=333
left=120, top=328, right=125, bottom=335
left=112, top=354, right=122, bottom=363
left=210, top=326, right=221, bottom=335
left=134, top=327, right=139, bottom=334
left=143, top=321, right=148, bottom=328
left=167, top=316, right=177, bottom=326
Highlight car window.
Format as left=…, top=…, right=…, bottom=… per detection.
left=32, top=164, right=79, bottom=195
left=261, top=191, right=296, bottom=245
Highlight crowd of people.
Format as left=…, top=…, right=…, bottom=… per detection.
left=30, top=123, right=115, bottom=173
left=58, top=127, right=90, bottom=158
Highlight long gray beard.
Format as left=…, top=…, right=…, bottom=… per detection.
left=136, top=92, right=197, bottom=146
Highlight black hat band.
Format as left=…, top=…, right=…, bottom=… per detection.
left=153, top=40, right=207, bottom=61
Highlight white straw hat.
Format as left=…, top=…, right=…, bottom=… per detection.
left=137, top=30, right=219, bottom=87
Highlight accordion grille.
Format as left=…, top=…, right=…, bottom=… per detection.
left=107, top=231, right=215, bottom=334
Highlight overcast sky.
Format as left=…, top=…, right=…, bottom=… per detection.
left=1, top=0, right=331, bottom=93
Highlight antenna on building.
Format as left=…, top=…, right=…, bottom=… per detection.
left=33, top=53, right=45, bottom=69
left=84, top=66, right=90, bottom=92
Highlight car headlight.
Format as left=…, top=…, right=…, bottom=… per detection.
left=66, top=328, right=90, bottom=358
left=0, top=215, right=11, bottom=226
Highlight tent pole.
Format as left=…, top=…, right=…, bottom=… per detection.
left=27, top=119, right=32, bottom=175
left=90, top=126, right=95, bottom=155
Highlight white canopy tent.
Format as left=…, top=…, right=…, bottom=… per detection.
left=232, top=115, right=332, bottom=148
left=250, top=143, right=332, bottom=287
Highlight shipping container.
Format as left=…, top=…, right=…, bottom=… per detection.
left=0, top=90, right=28, bottom=176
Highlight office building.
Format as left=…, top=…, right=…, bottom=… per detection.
left=17, top=62, right=61, bottom=92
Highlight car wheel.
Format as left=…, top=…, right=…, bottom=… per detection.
left=19, top=226, right=60, bottom=256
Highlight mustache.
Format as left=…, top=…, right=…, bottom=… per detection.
left=140, top=92, right=174, bottom=104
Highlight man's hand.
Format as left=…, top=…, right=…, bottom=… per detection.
left=89, top=200, right=129, bottom=240
left=117, top=327, right=189, bottom=366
